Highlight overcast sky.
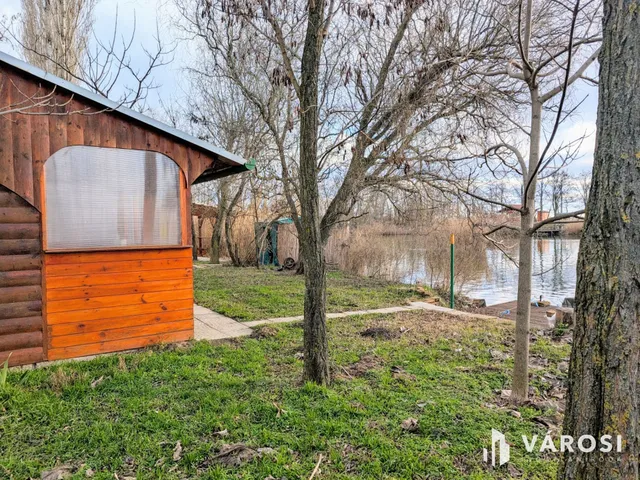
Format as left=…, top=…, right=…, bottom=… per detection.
left=0, top=0, right=598, bottom=175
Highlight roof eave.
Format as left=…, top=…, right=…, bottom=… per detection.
left=192, top=158, right=257, bottom=184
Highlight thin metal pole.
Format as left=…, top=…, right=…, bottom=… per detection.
left=450, top=233, right=455, bottom=309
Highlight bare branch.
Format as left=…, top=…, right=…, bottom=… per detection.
left=528, top=209, right=585, bottom=234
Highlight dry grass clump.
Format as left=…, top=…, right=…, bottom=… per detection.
left=325, top=219, right=488, bottom=291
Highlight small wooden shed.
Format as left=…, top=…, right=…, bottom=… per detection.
left=0, top=52, right=251, bottom=366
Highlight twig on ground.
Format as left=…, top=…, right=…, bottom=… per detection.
left=309, top=454, right=324, bottom=480
left=340, top=366, right=353, bottom=379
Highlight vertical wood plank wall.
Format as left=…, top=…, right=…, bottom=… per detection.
left=0, top=65, right=228, bottom=237
left=0, top=186, right=44, bottom=366
left=44, top=248, right=193, bottom=360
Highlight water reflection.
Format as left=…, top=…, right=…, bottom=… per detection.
left=338, top=235, right=579, bottom=307
left=464, top=238, right=579, bottom=306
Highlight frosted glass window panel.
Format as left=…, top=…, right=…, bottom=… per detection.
left=45, top=147, right=182, bottom=249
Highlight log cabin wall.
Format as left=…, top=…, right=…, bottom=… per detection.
left=44, top=248, right=193, bottom=360
left=0, top=185, right=44, bottom=366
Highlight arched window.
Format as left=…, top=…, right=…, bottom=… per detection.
left=45, top=146, right=182, bottom=250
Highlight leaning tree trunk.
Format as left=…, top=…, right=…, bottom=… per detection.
left=559, top=2, right=640, bottom=478
left=299, top=0, right=329, bottom=385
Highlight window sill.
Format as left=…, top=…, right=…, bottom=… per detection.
left=44, top=245, right=192, bottom=254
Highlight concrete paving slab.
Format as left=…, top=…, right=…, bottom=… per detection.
left=194, top=305, right=211, bottom=315
left=194, top=306, right=253, bottom=340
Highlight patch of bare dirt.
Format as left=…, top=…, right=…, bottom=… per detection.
left=358, top=311, right=513, bottom=346
left=339, top=443, right=373, bottom=474
left=360, top=327, right=399, bottom=340
left=390, top=365, right=416, bottom=382
left=341, top=355, right=385, bottom=378
left=251, top=326, right=278, bottom=339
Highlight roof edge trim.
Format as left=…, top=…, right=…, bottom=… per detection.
left=0, top=51, right=246, bottom=167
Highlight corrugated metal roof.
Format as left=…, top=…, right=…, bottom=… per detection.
left=0, top=51, right=246, bottom=167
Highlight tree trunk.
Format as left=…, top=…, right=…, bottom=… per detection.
left=299, top=0, right=329, bottom=385
left=559, top=2, right=640, bottom=478
left=224, top=178, right=246, bottom=267
left=210, top=216, right=224, bottom=264
left=224, top=213, right=237, bottom=266
left=210, top=179, right=230, bottom=264
left=512, top=210, right=533, bottom=400
left=295, top=244, right=304, bottom=275
left=512, top=86, right=541, bottom=401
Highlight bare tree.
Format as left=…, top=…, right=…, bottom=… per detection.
left=3, top=6, right=173, bottom=109
left=559, top=0, right=640, bottom=476
left=176, top=0, right=510, bottom=384
left=20, top=0, right=97, bottom=82
left=576, top=169, right=592, bottom=207
left=185, top=75, right=266, bottom=264
left=538, top=178, right=548, bottom=214
left=452, top=0, right=600, bottom=401
left=550, top=170, right=571, bottom=215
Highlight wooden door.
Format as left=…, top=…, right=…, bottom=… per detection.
left=0, top=185, right=44, bottom=366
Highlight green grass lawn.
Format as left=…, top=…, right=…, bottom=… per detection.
left=0, top=311, right=569, bottom=479
left=193, top=265, right=424, bottom=321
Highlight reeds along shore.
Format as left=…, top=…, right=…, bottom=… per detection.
left=196, top=212, right=581, bottom=292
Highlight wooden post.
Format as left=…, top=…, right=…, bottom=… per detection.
left=449, top=233, right=455, bottom=309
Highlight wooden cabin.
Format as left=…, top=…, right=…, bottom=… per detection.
left=0, top=52, right=252, bottom=366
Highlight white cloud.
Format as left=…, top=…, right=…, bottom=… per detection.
left=555, top=119, right=597, bottom=173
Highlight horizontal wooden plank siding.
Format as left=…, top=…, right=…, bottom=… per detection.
left=49, top=319, right=193, bottom=348
left=0, top=185, right=43, bottom=366
left=46, top=257, right=192, bottom=277
left=47, top=279, right=192, bottom=301
left=45, top=268, right=193, bottom=289
left=49, top=309, right=192, bottom=337
left=46, top=299, right=193, bottom=325
left=44, top=248, right=191, bottom=265
left=47, top=288, right=192, bottom=313
left=47, top=330, right=193, bottom=362
left=45, top=248, right=193, bottom=360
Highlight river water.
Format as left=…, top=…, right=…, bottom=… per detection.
left=463, top=238, right=580, bottom=306
left=340, top=236, right=580, bottom=307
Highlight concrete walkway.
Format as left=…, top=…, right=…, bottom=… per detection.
left=243, top=301, right=443, bottom=327
left=194, top=305, right=253, bottom=340
left=194, top=301, right=502, bottom=340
